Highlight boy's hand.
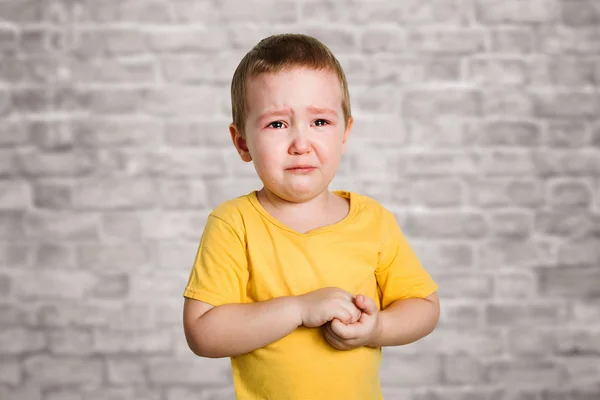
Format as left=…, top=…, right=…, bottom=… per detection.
left=297, top=287, right=362, bottom=328
left=323, top=294, right=382, bottom=351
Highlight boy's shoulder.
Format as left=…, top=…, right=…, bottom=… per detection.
left=347, top=190, right=394, bottom=220
left=208, top=192, right=255, bottom=226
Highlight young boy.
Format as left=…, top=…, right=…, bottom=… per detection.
left=182, top=33, right=439, bottom=400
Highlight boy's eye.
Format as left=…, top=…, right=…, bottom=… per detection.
left=313, top=119, right=329, bottom=127
left=267, top=121, right=285, bottom=129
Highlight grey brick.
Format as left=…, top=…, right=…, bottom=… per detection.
left=0, top=357, right=21, bottom=384
left=90, top=274, right=130, bottom=299
left=23, top=355, right=103, bottom=385
left=562, top=356, right=600, bottom=385
left=546, top=120, right=589, bottom=148
left=548, top=179, right=593, bottom=208
left=0, top=89, right=13, bottom=117
left=145, top=86, right=222, bottom=117
left=12, top=270, right=98, bottom=299
left=482, top=88, right=535, bottom=117
left=0, top=211, right=24, bottom=240
left=17, top=150, right=95, bottom=177
left=0, top=327, right=46, bottom=354
left=23, top=211, right=100, bottom=241
left=438, top=302, right=480, bottom=328
left=543, top=389, right=600, bottom=400
left=33, top=181, right=72, bottom=209
left=28, top=120, right=73, bottom=150
left=562, top=0, right=600, bottom=26
left=407, top=117, right=473, bottom=148
left=380, top=354, right=442, bottom=387
left=507, top=327, right=557, bottom=357
left=101, top=213, right=142, bottom=240
left=535, top=210, right=600, bottom=238
left=72, top=178, right=157, bottom=210
left=161, top=54, right=239, bottom=85
left=47, top=328, right=93, bottom=355
left=76, top=0, right=175, bottom=23
left=147, top=28, right=228, bottom=53
left=471, top=179, right=544, bottom=208
left=361, top=28, right=406, bottom=54
left=11, top=88, right=49, bottom=113
left=217, top=0, right=297, bottom=23
left=412, top=242, right=474, bottom=271
left=533, top=149, right=600, bottom=177
left=404, top=212, right=486, bottom=238
left=436, top=274, right=492, bottom=298
left=476, top=0, right=559, bottom=24
left=405, top=328, right=505, bottom=356
left=164, top=120, right=231, bottom=148
left=486, top=360, right=565, bottom=388
left=0, top=0, right=43, bottom=23
left=0, top=387, right=41, bottom=400
left=411, top=178, right=464, bottom=207
left=169, top=386, right=236, bottom=400
left=479, top=150, right=537, bottom=176
left=490, top=28, right=535, bottom=53
left=537, top=27, right=600, bottom=54
left=73, top=29, right=147, bottom=57
left=489, top=210, right=533, bottom=238
left=474, top=120, right=541, bottom=147
left=0, top=180, right=31, bottom=210
left=107, top=357, right=147, bottom=384
left=555, top=329, right=600, bottom=355
left=493, top=272, right=538, bottom=299
left=34, top=243, right=76, bottom=269
left=0, top=120, right=28, bottom=147
left=407, top=29, right=486, bottom=54
left=74, top=118, right=163, bottom=148
left=157, top=179, right=208, bottom=209
left=148, top=150, right=227, bottom=178
left=406, top=152, right=480, bottom=176
left=468, top=58, right=528, bottom=85
left=404, top=89, right=480, bottom=118
left=93, top=328, right=171, bottom=354
left=71, top=58, right=157, bottom=85
left=531, top=57, right=596, bottom=87
left=77, top=244, right=152, bottom=272
left=0, top=243, right=32, bottom=267
left=442, top=354, right=485, bottom=384
left=538, top=265, right=600, bottom=297
left=0, top=28, right=18, bottom=52
left=147, top=355, right=231, bottom=384
left=486, top=303, right=565, bottom=326
left=301, top=28, right=358, bottom=54
left=84, top=88, right=147, bottom=115
left=535, top=91, right=600, bottom=118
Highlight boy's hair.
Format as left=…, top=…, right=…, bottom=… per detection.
left=231, top=33, right=352, bottom=137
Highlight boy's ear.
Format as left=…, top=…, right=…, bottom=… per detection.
left=229, top=123, right=252, bottom=162
left=341, top=116, right=353, bottom=154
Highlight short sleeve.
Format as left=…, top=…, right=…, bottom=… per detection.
left=375, top=210, right=438, bottom=309
left=183, top=214, right=249, bottom=306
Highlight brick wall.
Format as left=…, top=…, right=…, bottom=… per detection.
left=1, top=0, right=599, bottom=399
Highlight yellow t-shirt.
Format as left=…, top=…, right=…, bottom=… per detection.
left=184, top=190, right=438, bottom=400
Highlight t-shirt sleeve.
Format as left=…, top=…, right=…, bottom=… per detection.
left=375, top=209, right=438, bottom=309
left=183, top=214, right=249, bottom=306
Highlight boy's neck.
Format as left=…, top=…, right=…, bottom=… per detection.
left=256, top=187, right=349, bottom=233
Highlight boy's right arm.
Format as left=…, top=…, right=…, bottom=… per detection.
left=183, top=287, right=362, bottom=358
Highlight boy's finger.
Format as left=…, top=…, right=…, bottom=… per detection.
left=330, top=318, right=360, bottom=340
left=357, top=295, right=378, bottom=315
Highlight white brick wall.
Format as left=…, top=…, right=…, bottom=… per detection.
left=1, top=0, right=599, bottom=398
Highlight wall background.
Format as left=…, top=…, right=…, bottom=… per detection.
left=1, top=0, right=599, bottom=399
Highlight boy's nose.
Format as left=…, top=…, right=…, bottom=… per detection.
left=288, top=127, right=312, bottom=155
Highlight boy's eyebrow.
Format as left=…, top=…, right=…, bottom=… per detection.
left=256, top=106, right=339, bottom=123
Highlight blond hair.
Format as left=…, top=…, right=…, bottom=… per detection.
left=230, top=33, right=352, bottom=137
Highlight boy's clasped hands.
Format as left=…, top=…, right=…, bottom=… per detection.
left=297, top=287, right=382, bottom=351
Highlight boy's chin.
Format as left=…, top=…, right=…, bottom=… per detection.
left=263, top=185, right=330, bottom=203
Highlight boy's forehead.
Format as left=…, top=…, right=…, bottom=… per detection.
left=245, top=67, right=343, bottom=112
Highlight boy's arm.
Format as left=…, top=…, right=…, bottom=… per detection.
left=367, top=292, right=440, bottom=348
left=183, top=296, right=302, bottom=358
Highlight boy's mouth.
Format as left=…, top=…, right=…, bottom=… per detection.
left=286, top=165, right=316, bottom=172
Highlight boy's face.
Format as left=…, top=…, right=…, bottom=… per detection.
left=230, top=67, right=353, bottom=203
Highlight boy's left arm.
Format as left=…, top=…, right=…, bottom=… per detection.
left=323, top=292, right=439, bottom=350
